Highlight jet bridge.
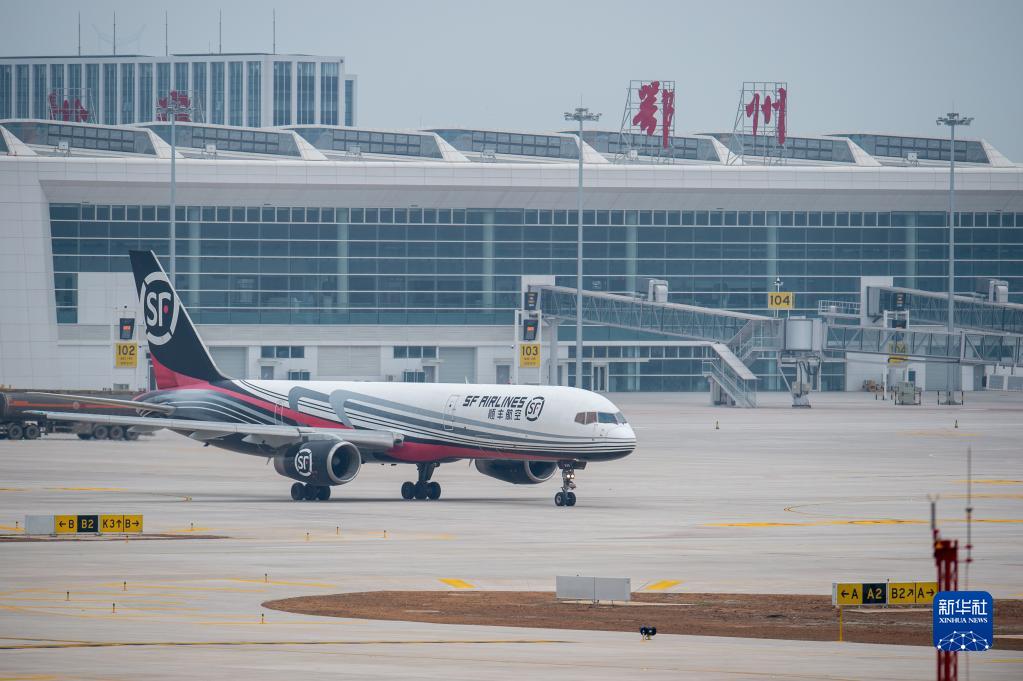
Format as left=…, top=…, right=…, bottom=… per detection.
left=534, top=282, right=1023, bottom=407
left=866, top=285, right=1023, bottom=335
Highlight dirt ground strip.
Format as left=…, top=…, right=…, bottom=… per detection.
left=265, top=591, right=1023, bottom=649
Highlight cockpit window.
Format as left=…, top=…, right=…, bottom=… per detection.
left=577, top=411, right=627, bottom=425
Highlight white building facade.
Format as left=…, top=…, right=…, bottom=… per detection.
left=0, top=118, right=1020, bottom=393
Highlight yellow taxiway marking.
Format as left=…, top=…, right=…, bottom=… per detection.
left=0, top=525, right=24, bottom=532
left=0, top=488, right=28, bottom=492
left=227, top=579, right=337, bottom=588
left=439, top=579, right=476, bottom=590
left=708, top=518, right=1023, bottom=527
left=643, top=580, right=681, bottom=591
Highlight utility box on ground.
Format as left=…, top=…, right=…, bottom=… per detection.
left=556, top=576, right=631, bottom=603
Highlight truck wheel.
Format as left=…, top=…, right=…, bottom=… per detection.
left=92, top=425, right=109, bottom=440
left=124, top=430, right=139, bottom=441
left=23, top=424, right=40, bottom=440
left=8, top=424, right=24, bottom=440
left=109, top=425, right=125, bottom=440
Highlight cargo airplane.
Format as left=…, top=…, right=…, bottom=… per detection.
left=31, top=251, right=636, bottom=506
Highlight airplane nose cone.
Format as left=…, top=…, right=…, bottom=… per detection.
left=607, top=424, right=637, bottom=443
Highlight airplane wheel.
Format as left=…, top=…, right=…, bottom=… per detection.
left=109, top=426, right=125, bottom=440
left=23, top=424, right=40, bottom=440
left=414, top=482, right=428, bottom=500
left=401, top=481, right=415, bottom=500
left=93, top=425, right=109, bottom=440
left=290, top=482, right=305, bottom=501
left=303, top=484, right=319, bottom=501
left=316, top=486, right=331, bottom=501
left=554, top=491, right=565, bottom=507
left=565, top=491, right=577, bottom=506
left=426, top=481, right=441, bottom=500
left=8, top=424, right=24, bottom=440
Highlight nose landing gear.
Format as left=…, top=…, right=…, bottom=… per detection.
left=554, top=461, right=580, bottom=507
left=401, top=463, right=441, bottom=501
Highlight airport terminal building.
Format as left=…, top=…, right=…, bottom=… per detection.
left=0, top=90, right=1021, bottom=392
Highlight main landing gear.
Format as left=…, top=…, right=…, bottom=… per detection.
left=401, top=463, right=441, bottom=501
left=290, top=482, right=331, bottom=501
left=554, top=461, right=580, bottom=507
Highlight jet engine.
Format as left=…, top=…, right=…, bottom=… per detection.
left=274, top=439, right=361, bottom=486
left=475, top=459, right=557, bottom=485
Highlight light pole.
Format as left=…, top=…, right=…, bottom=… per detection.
left=936, top=112, right=972, bottom=397
left=156, top=93, right=194, bottom=286
left=564, top=107, right=600, bottom=390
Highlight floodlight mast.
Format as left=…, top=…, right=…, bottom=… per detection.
left=156, top=95, right=195, bottom=286
left=564, top=107, right=601, bottom=390
left=936, top=112, right=973, bottom=396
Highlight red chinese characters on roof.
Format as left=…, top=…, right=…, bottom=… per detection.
left=156, top=91, right=192, bottom=122
left=744, top=86, right=787, bottom=146
left=632, top=81, right=659, bottom=137
left=48, top=91, right=89, bottom=123
left=630, top=80, right=676, bottom=149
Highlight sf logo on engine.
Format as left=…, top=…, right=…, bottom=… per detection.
left=294, top=448, right=313, bottom=477
left=524, top=396, right=545, bottom=421
left=140, top=272, right=179, bottom=346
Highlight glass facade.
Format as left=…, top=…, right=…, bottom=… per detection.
left=119, top=63, right=134, bottom=123
left=102, top=63, right=116, bottom=124
left=144, top=124, right=301, bottom=157
left=49, top=64, right=63, bottom=105
left=32, top=64, right=46, bottom=118
left=246, top=61, right=261, bottom=127
left=581, top=130, right=720, bottom=162
left=210, top=62, right=225, bottom=125
left=85, top=64, right=98, bottom=121
left=296, top=62, right=314, bottom=124
left=192, top=62, right=207, bottom=123
left=320, top=62, right=338, bottom=126
left=138, top=63, right=152, bottom=121
left=228, top=62, right=242, bottom=126
left=713, top=133, right=856, bottom=163
left=156, top=62, right=170, bottom=101
left=843, top=134, right=987, bottom=164
left=15, top=64, right=29, bottom=117
left=174, top=62, right=188, bottom=92
left=68, top=63, right=81, bottom=99
left=344, top=78, right=353, bottom=126
left=272, top=61, right=291, bottom=125
left=46, top=202, right=1023, bottom=389
left=293, top=127, right=443, bottom=158
left=4, top=121, right=156, bottom=155
left=0, top=65, right=11, bottom=118
left=432, top=129, right=579, bottom=159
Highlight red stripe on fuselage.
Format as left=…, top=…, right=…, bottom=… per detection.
left=206, top=383, right=348, bottom=429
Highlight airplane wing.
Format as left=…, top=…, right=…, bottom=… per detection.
left=25, top=410, right=402, bottom=453
left=21, top=392, right=176, bottom=415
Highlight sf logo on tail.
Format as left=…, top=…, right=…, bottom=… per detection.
left=141, top=272, right=179, bottom=346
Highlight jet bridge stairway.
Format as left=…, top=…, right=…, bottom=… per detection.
left=534, top=285, right=781, bottom=407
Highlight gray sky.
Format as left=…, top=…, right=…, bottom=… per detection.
left=4, top=0, right=1022, bottom=160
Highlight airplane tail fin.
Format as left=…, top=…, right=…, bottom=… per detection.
left=129, top=250, right=227, bottom=389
